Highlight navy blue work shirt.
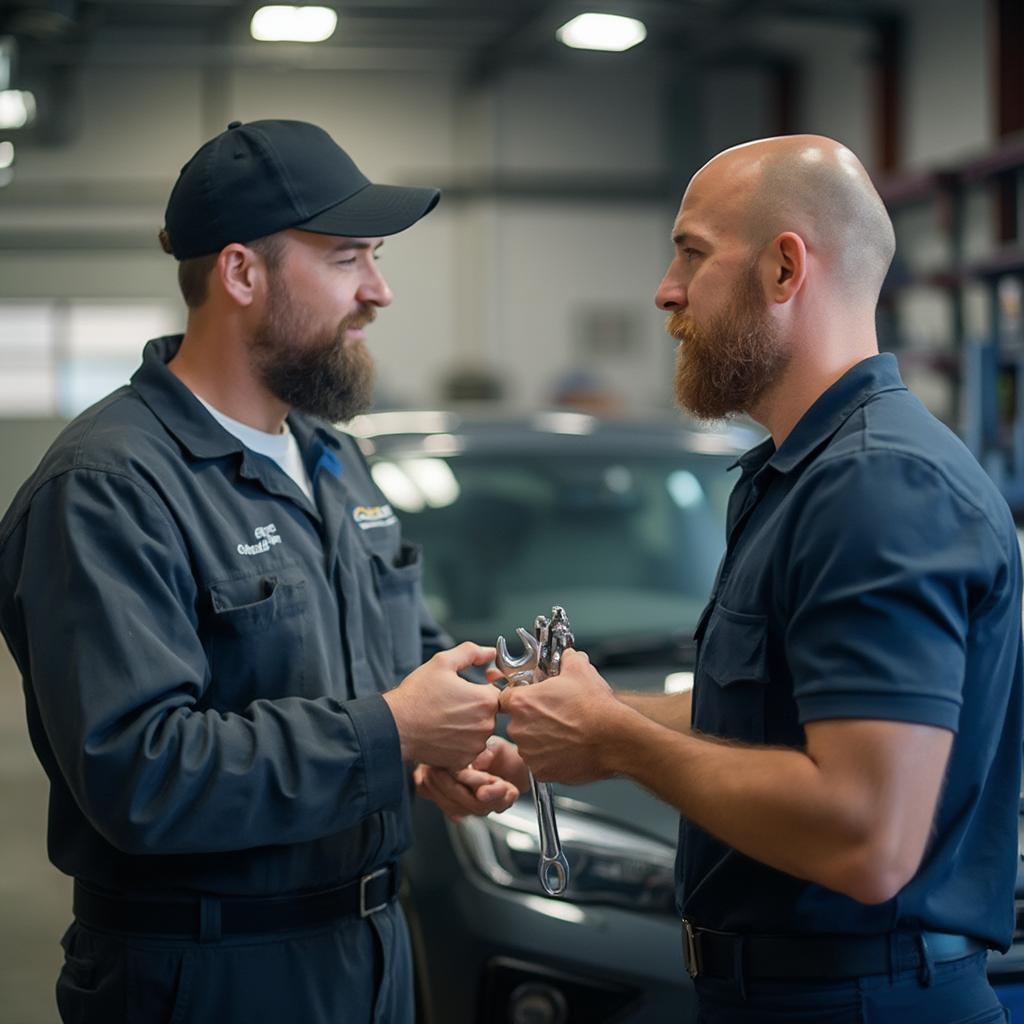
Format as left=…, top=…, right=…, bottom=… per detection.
left=0, top=335, right=450, bottom=898
left=679, top=354, right=1023, bottom=950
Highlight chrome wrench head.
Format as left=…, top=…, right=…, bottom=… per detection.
left=495, top=627, right=540, bottom=688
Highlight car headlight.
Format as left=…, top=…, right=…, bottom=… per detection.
left=451, top=797, right=677, bottom=915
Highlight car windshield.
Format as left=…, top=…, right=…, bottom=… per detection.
left=371, top=449, right=734, bottom=646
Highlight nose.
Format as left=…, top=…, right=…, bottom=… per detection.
left=358, top=261, right=394, bottom=308
left=655, top=263, right=686, bottom=312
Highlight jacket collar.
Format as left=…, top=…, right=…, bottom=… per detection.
left=131, top=334, right=344, bottom=462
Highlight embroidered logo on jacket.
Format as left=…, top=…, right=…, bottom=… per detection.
left=353, top=504, right=397, bottom=530
left=237, top=523, right=283, bottom=556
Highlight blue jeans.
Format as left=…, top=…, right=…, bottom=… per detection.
left=695, top=951, right=1007, bottom=1023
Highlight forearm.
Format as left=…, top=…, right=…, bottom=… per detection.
left=60, top=695, right=403, bottom=856
left=618, top=690, right=692, bottom=734
left=606, top=708, right=886, bottom=902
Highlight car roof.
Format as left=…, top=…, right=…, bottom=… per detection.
left=348, top=408, right=763, bottom=459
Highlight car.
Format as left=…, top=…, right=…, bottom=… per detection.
left=351, top=407, right=1024, bottom=1024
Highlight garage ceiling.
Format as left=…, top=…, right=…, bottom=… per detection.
left=2, top=0, right=906, bottom=79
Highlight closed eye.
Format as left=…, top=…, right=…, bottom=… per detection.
left=333, top=251, right=383, bottom=266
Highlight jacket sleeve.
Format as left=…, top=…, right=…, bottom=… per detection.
left=8, top=467, right=404, bottom=856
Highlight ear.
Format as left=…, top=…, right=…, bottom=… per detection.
left=214, top=243, right=269, bottom=308
left=764, top=231, right=807, bottom=304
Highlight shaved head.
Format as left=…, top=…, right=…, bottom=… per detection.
left=690, top=135, right=896, bottom=304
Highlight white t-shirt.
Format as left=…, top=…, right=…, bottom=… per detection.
left=195, top=396, right=313, bottom=501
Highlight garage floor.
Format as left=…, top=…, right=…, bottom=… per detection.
left=0, top=644, right=69, bottom=1024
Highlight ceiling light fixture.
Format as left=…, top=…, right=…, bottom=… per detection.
left=556, top=13, right=647, bottom=52
left=250, top=6, right=338, bottom=43
left=0, top=140, right=14, bottom=170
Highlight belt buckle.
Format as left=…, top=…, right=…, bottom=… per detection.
left=359, top=867, right=389, bottom=918
left=683, top=919, right=701, bottom=979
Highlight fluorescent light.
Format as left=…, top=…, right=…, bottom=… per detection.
left=556, top=13, right=647, bottom=52
left=0, top=90, right=36, bottom=129
left=0, top=140, right=13, bottom=170
left=250, top=6, right=337, bottom=43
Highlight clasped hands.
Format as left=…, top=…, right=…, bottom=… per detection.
left=384, top=641, right=622, bottom=823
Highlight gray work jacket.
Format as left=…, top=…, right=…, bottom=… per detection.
left=0, top=334, right=449, bottom=899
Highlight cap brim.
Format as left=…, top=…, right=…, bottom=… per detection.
left=296, top=182, right=440, bottom=238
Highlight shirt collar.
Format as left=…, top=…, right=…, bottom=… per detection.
left=726, top=353, right=906, bottom=478
left=131, top=334, right=345, bottom=461
left=768, top=353, right=906, bottom=474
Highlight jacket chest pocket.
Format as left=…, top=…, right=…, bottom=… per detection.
left=370, top=542, right=424, bottom=681
left=204, top=566, right=309, bottom=708
left=694, top=603, right=768, bottom=744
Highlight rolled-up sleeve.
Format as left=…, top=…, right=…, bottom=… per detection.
left=9, top=468, right=403, bottom=856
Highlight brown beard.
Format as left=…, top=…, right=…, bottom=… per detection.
left=251, top=277, right=376, bottom=424
left=667, top=265, right=788, bottom=421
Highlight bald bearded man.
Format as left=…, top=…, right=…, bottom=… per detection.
left=499, top=136, right=1022, bottom=1023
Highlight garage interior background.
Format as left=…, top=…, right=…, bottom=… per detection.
left=0, top=0, right=1020, bottom=1020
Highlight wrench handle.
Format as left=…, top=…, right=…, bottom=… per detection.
left=530, top=772, right=569, bottom=896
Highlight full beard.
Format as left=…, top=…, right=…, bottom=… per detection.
left=667, top=268, right=788, bottom=422
left=251, top=287, right=376, bottom=424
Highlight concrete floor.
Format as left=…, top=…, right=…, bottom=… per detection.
left=0, top=643, right=70, bottom=1024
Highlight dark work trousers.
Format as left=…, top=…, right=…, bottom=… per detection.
left=54, top=899, right=414, bottom=1024
left=694, top=951, right=1008, bottom=1024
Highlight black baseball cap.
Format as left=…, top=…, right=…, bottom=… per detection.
left=163, top=119, right=441, bottom=260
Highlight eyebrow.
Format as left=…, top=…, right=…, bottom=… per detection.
left=672, top=231, right=711, bottom=249
left=328, top=239, right=385, bottom=253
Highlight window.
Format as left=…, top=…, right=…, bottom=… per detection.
left=0, top=301, right=182, bottom=418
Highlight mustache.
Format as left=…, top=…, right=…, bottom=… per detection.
left=343, top=306, right=377, bottom=332
left=665, top=310, right=693, bottom=341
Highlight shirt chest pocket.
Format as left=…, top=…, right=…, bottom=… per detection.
left=204, top=566, right=310, bottom=708
left=694, top=603, right=768, bottom=744
left=369, top=542, right=424, bottom=681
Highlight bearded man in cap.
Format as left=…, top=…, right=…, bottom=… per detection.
left=0, top=119, right=529, bottom=1023
left=501, top=136, right=1022, bottom=1023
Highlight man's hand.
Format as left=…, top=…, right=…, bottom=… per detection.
left=414, top=737, right=529, bottom=821
left=382, top=642, right=499, bottom=769
left=498, top=649, right=626, bottom=784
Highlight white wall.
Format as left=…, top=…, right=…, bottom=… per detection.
left=0, top=0, right=995, bottom=414
left=491, top=202, right=677, bottom=411
left=900, top=0, right=990, bottom=169
left=1, top=58, right=676, bottom=412
left=495, top=66, right=666, bottom=177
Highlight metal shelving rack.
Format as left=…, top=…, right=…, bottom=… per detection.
left=878, top=132, right=1024, bottom=515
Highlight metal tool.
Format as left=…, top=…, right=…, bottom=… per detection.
left=495, top=606, right=575, bottom=897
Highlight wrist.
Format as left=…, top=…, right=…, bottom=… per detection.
left=381, top=689, right=414, bottom=762
left=597, top=699, right=649, bottom=778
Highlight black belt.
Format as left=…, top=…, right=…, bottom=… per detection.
left=682, top=919, right=987, bottom=982
left=73, top=864, right=400, bottom=941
